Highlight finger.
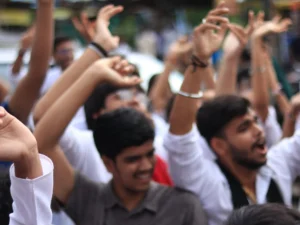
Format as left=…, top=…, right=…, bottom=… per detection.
left=272, top=15, right=281, bottom=23
left=228, top=25, right=247, bottom=45
left=122, top=65, right=135, bottom=75
left=218, top=22, right=229, bottom=38
left=246, top=10, right=255, bottom=31
left=115, top=59, right=129, bottom=70
left=100, top=4, right=114, bottom=15
left=206, top=15, right=229, bottom=24
left=105, top=56, right=122, bottom=67
left=80, top=12, right=90, bottom=27
left=0, top=107, right=6, bottom=118
left=105, top=6, right=124, bottom=19
left=256, top=11, right=265, bottom=23
left=178, top=36, right=189, bottom=44
left=122, top=76, right=142, bottom=86
left=195, top=23, right=221, bottom=33
left=216, top=1, right=226, bottom=9
left=208, top=8, right=230, bottom=16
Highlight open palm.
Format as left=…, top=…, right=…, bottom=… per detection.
left=0, top=108, right=37, bottom=162
left=94, top=5, right=123, bottom=52
left=193, top=3, right=229, bottom=61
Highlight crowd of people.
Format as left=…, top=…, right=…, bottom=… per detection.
left=2, top=0, right=300, bottom=225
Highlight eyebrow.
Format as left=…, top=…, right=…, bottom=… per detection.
left=125, top=148, right=155, bottom=159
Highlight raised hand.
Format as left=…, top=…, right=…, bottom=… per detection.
left=0, top=107, right=37, bottom=163
left=252, top=15, right=292, bottom=39
left=165, top=36, right=192, bottom=67
left=91, top=57, right=141, bottom=87
left=20, top=25, right=36, bottom=51
left=192, top=1, right=229, bottom=62
left=223, top=11, right=255, bottom=57
left=72, top=12, right=96, bottom=43
left=93, top=5, right=124, bottom=52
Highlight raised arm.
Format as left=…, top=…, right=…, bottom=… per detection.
left=0, top=107, right=53, bottom=225
left=7, top=1, right=53, bottom=124
left=34, top=57, right=140, bottom=203
left=11, top=25, right=35, bottom=76
left=251, top=16, right=291, bottom=122
left=216, top=12, right=254, bottom=96
left=170, top=8, right=228, bottom=135
left=33, top=5, right=123, bottom=123
left=149, top=37, right=192, bottom=114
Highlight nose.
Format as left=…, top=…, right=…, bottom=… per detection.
left=139, top=156, right=153, bottom=171
left=253, top=122, right=263, bottom=138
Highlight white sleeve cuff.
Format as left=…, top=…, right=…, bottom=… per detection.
left=9, top=154, right=54, bottom=225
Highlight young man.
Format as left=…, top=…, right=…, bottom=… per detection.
left=36, top=106, right=207, bottom=224
left=0, top=107, right=53, bottom=225
left=164, top=3, right=300, bottom=225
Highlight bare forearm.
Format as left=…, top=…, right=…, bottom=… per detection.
left=34, top=48, right=100, bottom=122
left=216, top=55, right=239, bottom=96
left=28, top=1, right=53, bottom=78
left=8, top=0, right=54, bottom=123
left=169, top=65, right=205, bottom=135
left=150, top=63, right=173, bottom=112
left=282, top=114, right=296, bottom=138
left=251, top=40, right=269, bottom=121
left=34, top=68, right=101, bottom=149
left=202, top=66, right=215, bottom=90
left=11, top=52, right=25, bottom=75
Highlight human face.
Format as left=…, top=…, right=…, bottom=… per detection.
left=53, top=41, right=74, bottom=70
left=103, top=88, right=148, bottom=114
left=112, top=140, right=156, bottom=193
left=222, top=109, right=267, bottom=170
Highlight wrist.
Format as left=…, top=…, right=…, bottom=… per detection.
left=93, top=36, right=116, bottom=52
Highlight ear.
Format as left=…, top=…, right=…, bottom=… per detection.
left=210, top=137, right=227, bottom=157
left=101, top=156, right=115, bottom=173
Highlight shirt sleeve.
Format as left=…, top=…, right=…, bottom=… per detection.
left=9, top=154, right=53, bottom=225
left=268, top=130, right=300, bottom=181
left=258, top=106, right=282, bottom=148
left=64, top=173, right=105, bottom=224
left=164, top=127, right=233, bottom=224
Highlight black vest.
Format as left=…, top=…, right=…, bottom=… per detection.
left=216, top=160, right=284, bottom=209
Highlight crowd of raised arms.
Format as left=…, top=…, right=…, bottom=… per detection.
left=2, top=0, right=300, bottom=225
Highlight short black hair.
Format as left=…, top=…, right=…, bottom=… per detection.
left=84, top=83, right=121, bottom=130
left=196, top=95, right=251, bottom=145
left=53, top=36, right=72, bottom=52
left=226, top=203, right=300, bottom=225
left=84, top=84, right=146, bottom=130
left=93, top=107, right=155, bottom=159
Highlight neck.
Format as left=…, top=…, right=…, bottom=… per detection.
left=222, top=160, right=257, bottom=191
left=112, top=180, right=147, bottom=211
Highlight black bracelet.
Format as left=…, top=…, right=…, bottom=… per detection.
left=190, top=55, right=209, bottom=72
left=90, top=42, right=108, bottom=57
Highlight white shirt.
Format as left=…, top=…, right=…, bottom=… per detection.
left=59, top=125, right=112, bottom=183
left=164, top=126, right=300, bottom=225
left=258, top=106, right=282, bottom=148
left=9, top=154, right=53, bottom=225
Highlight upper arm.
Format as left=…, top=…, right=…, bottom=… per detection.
left=42, top=146, right=75, bottom=204
left=8, top=73, right=45, bottom=123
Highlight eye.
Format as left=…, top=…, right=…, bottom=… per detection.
left=125, top=156, right=140, bottom=163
